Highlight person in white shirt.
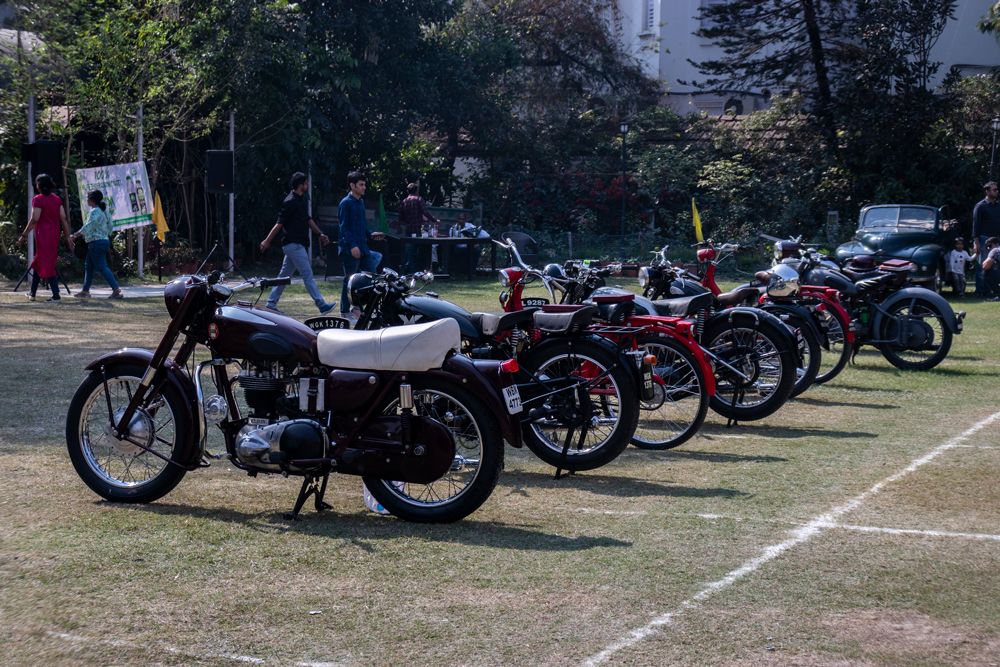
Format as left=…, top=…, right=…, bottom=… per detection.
left=945, top=237, right=976, bottom=296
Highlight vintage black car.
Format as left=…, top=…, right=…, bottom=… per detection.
left=835, top=204, right=957, bottom=290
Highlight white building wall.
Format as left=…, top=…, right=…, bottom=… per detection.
left=618, top=0, right=1000, bottom=115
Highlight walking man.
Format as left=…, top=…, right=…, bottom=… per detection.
left=339, top=171, right=384, bottom=322
left=260, top=172, right=336, bottom=313
left=972, top=181, right=1000, bottom=296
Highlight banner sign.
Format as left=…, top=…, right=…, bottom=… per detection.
left=75, top=161, right=153, bottom=231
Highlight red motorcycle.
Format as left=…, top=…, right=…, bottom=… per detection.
left=495, top=238, right=715, bottom=449
left=65, top=270, right=521, bottom=522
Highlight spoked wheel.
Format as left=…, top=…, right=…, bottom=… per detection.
left=66, top=364, right=189, bottom=503
left=812, top=307, right=852, bottom=384
left=878, top=299, right=953, bottom=371
left=705, top=318, right=796, bottom=421
left=631, top=333, right=709, bottom=450
left=785, top=314, right=821, bottom=398
left=363, top=377, right=503, bottom=523
left=518, top=339, right=639, bottom=471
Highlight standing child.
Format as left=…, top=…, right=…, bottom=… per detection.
left=945, top=237, right=975, bottom=296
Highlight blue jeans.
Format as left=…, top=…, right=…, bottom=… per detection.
left=267, top=242, right=331, bottom=311
left=975, top=235, right=989, bottom=295
left=82, top=239, right=119, bottom=291
left=340, top=249, right=382, bottom=313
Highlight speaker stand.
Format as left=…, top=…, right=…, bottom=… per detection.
left=12, top=266, right=71, bottom=296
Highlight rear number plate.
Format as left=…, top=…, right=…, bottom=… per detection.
left=503, top=385, right=523, bottom=414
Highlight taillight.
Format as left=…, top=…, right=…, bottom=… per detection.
left=499, top=358, right=520, bottom=374
left=642, top=354, right=657, bottom=366
left=208, top=323, right=219, bottom=340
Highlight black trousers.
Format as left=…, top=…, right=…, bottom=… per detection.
left=30, top=273, right=59, bottom=299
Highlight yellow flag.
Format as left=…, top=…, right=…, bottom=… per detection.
left=153, top=191, right=169, bottom=243
left=691, top=197, right=704, bottom=242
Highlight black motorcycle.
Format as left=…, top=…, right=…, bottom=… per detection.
left=793, top=248, right=965, bottom=370
left=342, top=268, right=644, bottom=474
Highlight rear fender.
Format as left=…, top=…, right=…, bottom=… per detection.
left=84, top=348, right=201, bottom=467
left=528, top=333, right=643, bottom=391
left=628, top=315, right=716, bottom=396
left=760, top=302, right=823, bottom=346
left=709, top=307, right=800, bottom=362
left=426, top=354, right=522, bottom=448
left=873, top=287, right=962, bottom=334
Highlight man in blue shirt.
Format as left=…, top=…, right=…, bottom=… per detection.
left=339, top=171, right=383, bottom=321
left=972, top=181, right=1000, bottom=296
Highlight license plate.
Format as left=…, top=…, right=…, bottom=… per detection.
left=502, top=385, right=523, bottom=414
left=641, top=365, right=656, bottom=400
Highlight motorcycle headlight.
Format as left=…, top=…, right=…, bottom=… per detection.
left=766, top=263, right=800, bottom=298
left=498, top=270, right=511, bottom=287
left=638, top=266, right=650, bottom=288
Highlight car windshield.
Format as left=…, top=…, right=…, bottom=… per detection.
left=859, top=206, right=936, bottom=231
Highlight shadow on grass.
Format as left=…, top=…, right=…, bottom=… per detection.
left=853, top=364, right=991, bottom=377
left=832, top=384, right=907, bottom=393
left=503, top=470, right=750, bottom=500
left=651, top=449, right=787, bottom=464
left=131, top=501, right=633, bottom=551
left=697, top=422, right=876, bottom=439
left=792, top=396, right=899, bottom=410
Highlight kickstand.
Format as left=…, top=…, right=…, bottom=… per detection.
left=726, top=381, right=746, bottom=429
left=554, top=422, right=590, bottom=480
left=285, top=473, right=332, bottom=520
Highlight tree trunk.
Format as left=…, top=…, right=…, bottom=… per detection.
left=800, top=0, right=837, bottom=153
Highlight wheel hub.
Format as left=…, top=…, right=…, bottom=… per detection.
left=105, top=407, right=154, bottom=456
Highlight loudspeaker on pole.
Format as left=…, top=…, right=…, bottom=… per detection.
left=205, top=150, right=234, bottom=193
left=22, top=140, right=64, bottom=185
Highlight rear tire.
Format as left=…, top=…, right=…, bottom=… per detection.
left=878, top=299, right=953, bottom=371
left=705, top=317, right=796, bottom=421
left=631, top=333, right=709, bottom=450
left=519, top=338, right=639, bottom=471
left=812, top=308, right=852, bottom=385
left=363, top=377, right=503, bottom=523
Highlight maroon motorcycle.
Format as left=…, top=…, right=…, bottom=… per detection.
left=65, top=271, right=522, bottom=522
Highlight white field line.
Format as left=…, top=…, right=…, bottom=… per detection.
left=582, top=410, right=1000, bottom=667
left=837, top=524, right=1000, bottom=542
left=952, top=444, right=1000, bottom=449
left=47, top=631, right=266, bottom=664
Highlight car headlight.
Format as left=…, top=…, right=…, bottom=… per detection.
left=638, top=266, right=649, bottom=288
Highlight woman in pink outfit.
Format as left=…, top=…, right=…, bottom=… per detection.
left=18, top=173, right=74, bottom=301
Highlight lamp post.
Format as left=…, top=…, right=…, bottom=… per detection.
left=990, top=117, right=1000, bottom=181
left=619, top=120, right=629, bottom=261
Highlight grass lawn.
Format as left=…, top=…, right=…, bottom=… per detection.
left=1, top=274, right=998, bottom=665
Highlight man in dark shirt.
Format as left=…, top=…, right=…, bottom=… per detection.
left=338, top=171, right=384, bottom=321
left=260, top=172, right=335, bottom=313
left=396, top=182, right=439, bottom=272
left=972, top=181, right=1000, bottom=295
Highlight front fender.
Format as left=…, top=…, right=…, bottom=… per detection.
left=428, top=353, right=522, bottom=448
left=873, top=287, right=963, bottom=334
left=84, top=348, right=202, bottom=467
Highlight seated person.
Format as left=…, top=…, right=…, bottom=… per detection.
left=981, top=236, right=1000, bottom=299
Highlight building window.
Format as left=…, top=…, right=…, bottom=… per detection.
left=643, top=0, right=655, bottom=32
left=700, top=0, right=726, bottom=30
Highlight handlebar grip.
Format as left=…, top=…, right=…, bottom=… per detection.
left=260, top=277, right=292, bottom=288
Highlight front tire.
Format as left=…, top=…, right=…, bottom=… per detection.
left=878, top=299, right=954, bottom=370
left=631, top=333, right=709, bottom=450
left=812, top=307, right=852, bottom=384
left=784, top=313, right=821, bottom=398
left=705, top=317, right=796, bottom=421
left=66, top=364, right=189, bottom=503
left=363, top=377, right=503, bottom=523
left=518, top=338, right=639, bottom=471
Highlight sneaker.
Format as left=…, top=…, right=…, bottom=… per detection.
left=319, top=302, right=337, bottom=315
left=74, top=290, right=91, bottom=298
left=26, top=294, right=36, bottom=302
left=45, top=297, right=61, bottom=303
left=109, top=289, right=124, bottom=299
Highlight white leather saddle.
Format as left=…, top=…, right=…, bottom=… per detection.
left=316, top=319, right=461, bottom=371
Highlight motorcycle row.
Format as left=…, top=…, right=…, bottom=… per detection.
left=64, top=234, right=965, bottom=524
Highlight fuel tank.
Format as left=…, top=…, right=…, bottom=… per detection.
left=398, top=295, right=482, bottom=340
left=799, top=267, right=858, bottom=296
left=211, top=305, right=318, bottom=364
